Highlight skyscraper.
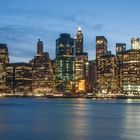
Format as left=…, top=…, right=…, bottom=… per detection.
left=96, top=36, right=107, bottom=59
left=75, top=53, right=88, bottom=93
left=131, top=38, right=140, bottom=50
left=56, top=33, right=74, bottom=58
left=30, top=40, right=54, bottom=95
left=96, top=53, right=119, bottom=94
left=74, top=27, right=89, bottom=94
left=55, top=33, right=75, bottom=94
left=96, top=36, right=108, bottom=94
left=116, top=43, right=126, bottom=54
left=75, top=26, right=83, bottom=55
left=37, top=39, right=43, bottom=54
left=119, top=49, right=140, bottom=95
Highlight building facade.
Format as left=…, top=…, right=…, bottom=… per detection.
left=0, top=44, right=9, bottom=93
left=96, top=36, right=108, bottom=94
left=96, top=53, right=119, bottom=94
left=96, top=37, right=140, bottom=95
left=75, top=53, right=88, bottom=93
left=74, top=28, right=90, bottom=94
left=30, top=40, right=54, bottom=95
left=55, top=33, right=75, bottom=93
left=116, top=43, right=126, bottom=55
left=37, top=39, right=43, bottom=54
left=118, top=49, right=140, bottom=95
left=75, top=26, right=83, bottom=55
left=96, top=36, right=107, bottom=59
left=131, top=38, right=140, bottom=50
left=6, top=63, right=32, bottom=95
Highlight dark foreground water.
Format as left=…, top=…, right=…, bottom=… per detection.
left=0, top=98, right=140, bottom=140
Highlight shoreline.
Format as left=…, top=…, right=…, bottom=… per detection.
left=0, top=95, right=140, bottom=100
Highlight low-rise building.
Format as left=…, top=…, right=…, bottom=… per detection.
left=6, top=63, right=32, bottom=95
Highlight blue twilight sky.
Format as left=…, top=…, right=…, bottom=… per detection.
left=0, top=0, right=140, bottom=62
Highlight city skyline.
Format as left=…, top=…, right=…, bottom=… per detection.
left=0, top=1, right=140, bottom=140
left=0, top=0, right=140, bottom=62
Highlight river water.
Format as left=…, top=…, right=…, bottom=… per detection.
left=0, top=98, right=140, bottom=140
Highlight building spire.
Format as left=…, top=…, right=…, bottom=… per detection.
left=78, top=26, right=82, bottom=31
left=76, top=26, right=83, bottom=55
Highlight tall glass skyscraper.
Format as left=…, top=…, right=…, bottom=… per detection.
left=55, top=34, right=75, bottom=93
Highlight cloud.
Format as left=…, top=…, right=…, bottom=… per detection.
left=0, top=24, right=48, bottom=62
left=0, top=5, right=109, bottom=62
left=93, top=24, right=104, bottom=32
left=0, top=20, right=105, bottom=62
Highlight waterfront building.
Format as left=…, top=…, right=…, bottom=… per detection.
left=96, top=38, right=140, bottom=95
left=30, top=39, right=54, bottom=95
left=96, top=36, right=108, bottom=94
left=118, top=49, right=140, bottom=95
left=2, top=31, right=140, bottom=97
left=6, top=63, right=32, bottom=95
left=87, top=60, right=98, bottom=94
left=0, top=44, right=9, bottom=93
left=74, top=27, right=90, bottom=93
left=75, top=53, right=88, bottom=93
left=75, top=27, right=85, bottom=93
left=96, top=52, right=119, bottom=95
left=87, top=60, right=96, bottom=93
left=54, top=33, right=75, bottom=93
